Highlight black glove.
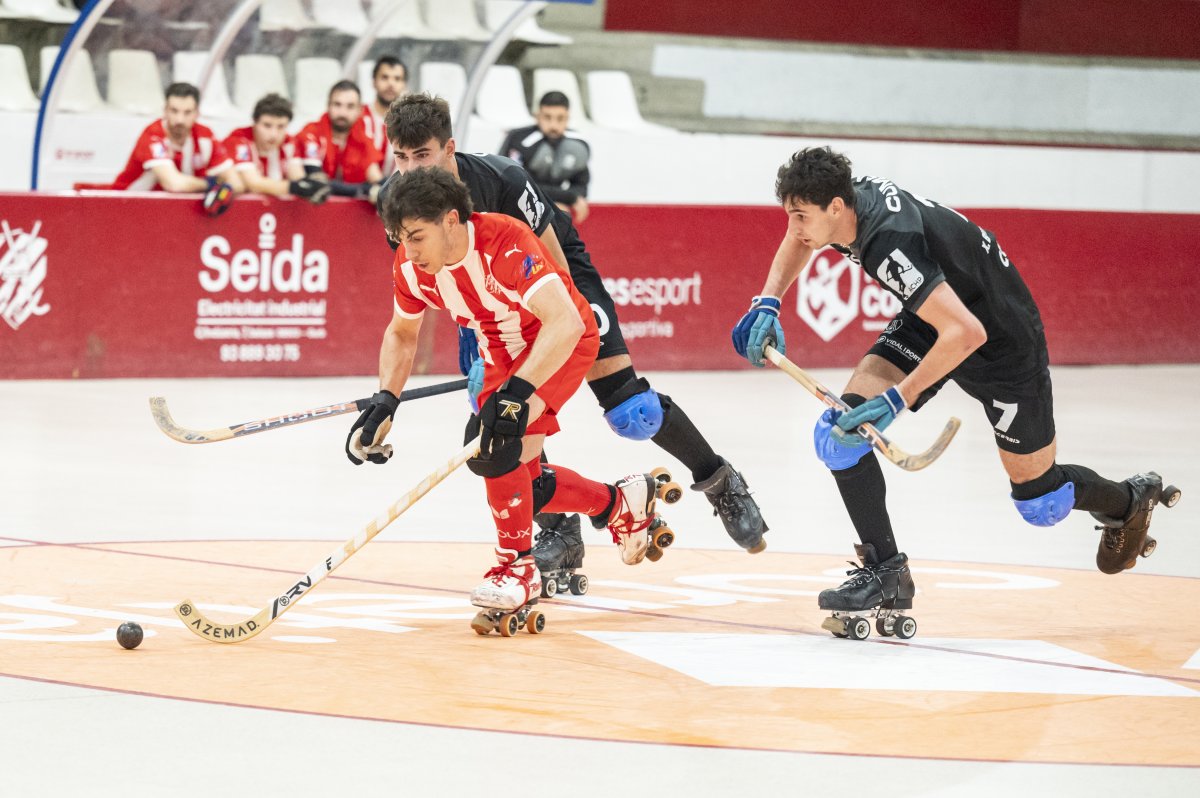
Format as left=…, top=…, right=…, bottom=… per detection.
left=289, top=173, right=331, bottom=204
left=345, top=389, right=399, bottom=465
left=477, top=376, right=535, bottom=456
left=202, top=177, right=234, bottom=217
left=357, top=181, right=383, bottom=205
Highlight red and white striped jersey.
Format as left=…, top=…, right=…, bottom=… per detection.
left=110, top=119, right=233, bottom=190
left=392, top=212, right=598, bottom=372
left=361, top=104, right=394, bottom=175
left=222, top=126, right=302, bottom=180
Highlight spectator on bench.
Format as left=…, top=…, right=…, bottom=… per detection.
left=500, top=91, right=591, bottom=224
left=361, top=56, right=408, bottom=175
left=298, top=80, right=383, bottom=201
left=223, top=94, right=330, bottom=204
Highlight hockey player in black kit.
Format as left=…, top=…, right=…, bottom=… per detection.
left=732, top=146, right=1180, bottom=640
left=380, top=94, right=767, bottom=592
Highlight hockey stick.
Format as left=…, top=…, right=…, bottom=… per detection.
left=149, top=378, right=468, bottom=444
left=763, top=344, right=960, bottom=471
left=174, top=436, right=482, bottom=644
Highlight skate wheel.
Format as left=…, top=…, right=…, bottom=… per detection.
left=498, top=613, right=519, bottom=637
left=847, top=617, right=871, bottom=641
left=652, top=525, right=675, bottom=550
left=526, top=610, right=545, bottom=634
left=876, top=617, right=894, bottom=637
left=893, top=615, right=917, bottom=640
left=1141, top=536, right=1157, bottom=557
left=568, top=574, right=588, bottom=595
left=657, top=481, right=683, bottom=504
left=1163, top=485, right=1181, bottom=508
left=470, top=613, right=492, bottom=636
left=645, top=545, right=663, bottom=562
left=747, top=539, right=767, bottom=554
left=650, top=467, right=672, bottom=484
left=542, top=579, right=558, bottom=598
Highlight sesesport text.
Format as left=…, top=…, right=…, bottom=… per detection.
left=602, top=272, right=702, bottom=316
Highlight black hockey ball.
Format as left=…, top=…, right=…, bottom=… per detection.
left=116, top=621, right=143, bottom=650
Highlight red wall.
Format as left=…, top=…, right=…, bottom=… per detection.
left=605, top=0, right=1200, bottom=60
left=1, top=193, right=1198, bottom=380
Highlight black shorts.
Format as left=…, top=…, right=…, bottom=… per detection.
left=867, top=310, right=1056, bottom=455
left=565, top=247, right=629, bottom=360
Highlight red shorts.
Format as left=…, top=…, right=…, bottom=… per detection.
left=479, top=335, right=599, bottom=437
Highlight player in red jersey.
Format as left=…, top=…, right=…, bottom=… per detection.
left=297, top=80, right=383, bottom=201
left=222, top=94, right=329, bottom=203
left=109, top=83, right=242, bottom=209
left=360, top=56, right=407, bottom=175
left=348, top=167, right=679, bottom=627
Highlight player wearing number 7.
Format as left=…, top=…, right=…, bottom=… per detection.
left=732, top=146, right=1180, bottom=640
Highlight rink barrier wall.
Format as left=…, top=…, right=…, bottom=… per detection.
left=0, top=192, right=1197, bottom=379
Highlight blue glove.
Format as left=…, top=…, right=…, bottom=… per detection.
left=731, top=296, right=785, bottom=367
left=457, top=326, right=479, bottom=376
left=833, top=387, right=907, bottom=447
left=466, top=357, right=484, bottom=414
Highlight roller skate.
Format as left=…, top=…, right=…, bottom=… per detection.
left=818, top=543, right=917, bottom=641
left=691, top=457, right=769, bottom=553
left=602, top=469, right=682, bottom=564
left=532, top=512, right=588, bottom=597
left=469, top=550, right=546, bottom=637
left=1091, top=472, right=1182, bottom=574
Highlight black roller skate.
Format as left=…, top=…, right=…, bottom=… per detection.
left=532, top=513, right=588, bottom=597
left=818, top=543, right=917, bottom=641
left=690, top=457, right=768, bottom=553
left=1091, top=472, right=1182, bottom=574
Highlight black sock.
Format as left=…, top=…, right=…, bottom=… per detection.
left=650, top=393, right=724, bottom=484
left=1011, top=464, right=1132, bottom=519
left=832, top=453, right=898, bottom=561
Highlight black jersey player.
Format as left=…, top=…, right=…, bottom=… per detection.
left=732, top=146, right=1180, bottom=640
left=379, top=94, right=768, bottom=583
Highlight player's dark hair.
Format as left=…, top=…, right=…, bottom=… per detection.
left=385, top=92, right=454, bottom=149
left=373, top=56, right=408, bottom=81
left=328, top=80, right=361, bottom=101
left=538, top=90, right=569, bottom=109
left=253, top=93, right=293, bottom=121
left=165, top=82, right=200, bottom=104
left=380, top=167, right=473, bottom=229
left=775, top=146, right=856, bottom=210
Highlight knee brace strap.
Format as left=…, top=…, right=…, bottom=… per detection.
left=532, top=466, right=557, bottom=515
left=1012, top=482, right=1076, bottom=527
left=814, top=406, right=871, bottom=471
left=603, top=385, right=663, bottom=441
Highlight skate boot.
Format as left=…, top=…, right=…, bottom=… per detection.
left=691, top=457, right=769, bottom=553
left=818, top=543, right=917, bottom=641
left=1091, top=472, right=1182, bottom=574
left=602, top=470, right=682, bottom=564
left=532, top=512, right=588, bottom=597
left=469, top=550, right=546, bottom=637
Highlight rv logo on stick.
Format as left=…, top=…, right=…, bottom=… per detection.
left=0, top=219, right=51, bottom=331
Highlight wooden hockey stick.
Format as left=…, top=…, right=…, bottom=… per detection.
left=764, top=344, right=960, bottom=471
left=174, top=436, right=481, bottom=644
left=149, top=378, right=468, bottom=444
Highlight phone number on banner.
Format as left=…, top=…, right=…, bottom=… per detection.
left=219, top=344, right=302, bottom=363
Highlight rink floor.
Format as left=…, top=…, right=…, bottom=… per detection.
left=1, top=367, right=1197, bottom=797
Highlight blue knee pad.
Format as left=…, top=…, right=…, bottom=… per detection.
left=813, top=407, right=871, bottom=471
left=1012, top=482, right=1075, bottom=527
left=604, top=389, right=663, bottom=440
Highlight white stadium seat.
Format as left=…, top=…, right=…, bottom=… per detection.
left=484, top=1, right=572, bottom=45
left=172, top=52, right=240, bottom=119
left=358, top=60, right=376, bottom=108
left=423, top=0, right=492, bottom=42
left=475, top=65, right=533, bottom=130
left=234, top=54, right=290, bottom=115
left=259, top=0, right=319, bottom=31
left=1, top=0, right=78, bottom=24
left=0, top=44, right=39, bottom=111
left=419, top=61, right=467, bottom=113
left=373, top=0, right=442, bottom=40
left=40, top=46, right=106, bottom=113
left=586, top=70, right=676, bottom=134
left=311, top=0, right=369, bottom=35
left=107, top=49, right=165, bottom=115
left=531, top=67, right=593, bottom=129
left=294, top=57, right=342, bottom=121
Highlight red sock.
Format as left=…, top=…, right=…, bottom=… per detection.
left=484, top=466, right=534, bottom=554
left=541, top=464, right=614, bottom=517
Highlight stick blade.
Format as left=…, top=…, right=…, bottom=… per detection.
left=150, top=397, right=231, bottom=444
left=174, top=599, right=271, bottom=644
left=890, top=417, right=962, bottom=471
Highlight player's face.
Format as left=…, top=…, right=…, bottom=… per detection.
left=373, top=65, right=407, bottom=107
left=163, top=96, right=198, bottom=141
left=390, top=214, right=455, bottom=274
left=253, top=114, right=290, bottom=151
left=328, top=89, right=361, bottom=135
left=784, top=196, right=842, bottom=249
left=536, top=105, right=569, bottom=140
left=392, top=137, right=453, bottom=174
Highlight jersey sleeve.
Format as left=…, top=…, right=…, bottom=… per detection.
left=226, top=134, right=258, bottom=172
left=203, top=138, right=234, bottom=176
left=137, top=129, right=172, bottom=170
left=496, top=161, right=554, bottom=237
left=391, top=256, right=427, bottom=319
left=489, top=222, right=562, bottom=307
left=298, top=126, right=325, bottom=168
left=863, top=230, right=946, bottom=311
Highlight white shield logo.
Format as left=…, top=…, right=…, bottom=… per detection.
left=796, top=249, right=859, bottom=342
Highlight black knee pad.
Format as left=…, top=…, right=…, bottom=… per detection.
left=532, top=466, right=557, bottom=514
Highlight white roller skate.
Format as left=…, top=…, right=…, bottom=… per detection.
left=607, top=469, right=682, bottom=565
left=469, top=550, right=545, bottom=637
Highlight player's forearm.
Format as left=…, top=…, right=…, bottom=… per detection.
left=759, top=235, right=813, bottom=298
left=514, top=311, right=584, bottom=389
left=897, top=322, right=985, bottom=405
left=378, top=326, right=419, bottom=396
left=158, top=169, right=208, bottom=193
left=538, top=226, right=570, bottom=270
left=241, top=171, right=290, bottom=197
